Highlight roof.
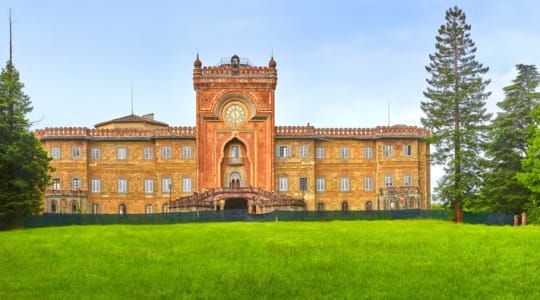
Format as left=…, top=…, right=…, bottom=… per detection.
left=94, top=113, right=169, bottom=128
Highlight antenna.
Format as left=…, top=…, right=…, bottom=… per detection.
left=387, top=101, right=391, bottom=126
left=131, top=84, right=134, bottom=115
left=9, top=9, right=13, bottom=64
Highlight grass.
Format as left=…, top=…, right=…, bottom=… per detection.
left=1, top=220, right=539, bottom=299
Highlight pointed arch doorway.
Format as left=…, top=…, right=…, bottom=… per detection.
left=230, top=172, right=242, bottom=189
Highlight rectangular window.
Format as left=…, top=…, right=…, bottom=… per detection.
left=403, top=145, right=413, bottom=157
left=71, top=146, right=81, bottom=159
left=383, top=145, right=393, bottom=157
left=364, top=147, right=373, bottom=159
left=90, top=148, right=101, bottom=160
left=277, top=145, right=291, bottom=158
left=51, top=146, right=61, bottom=159
left=315, top=147, right=325, bottom=159
left=299, top=145, right=308, bottom=158
left=316, top=177, right=325, bottom=192
left=161, top=146, right=172, bottom=159
left=364, top=176, right=373, bottom=191
left=339, top=147, right=350, bottom=159
left=299, top=177, right=308, bottom=192
left=117, top=178, right=127, bottom=193
left=278, top=177, right=288, bottom=192
left=162, top=178, right=172, bottom=193
left=91, top=179, right=101, bottom=193
left=183, top=146, right=193, bottom=159
left=144, top=179, right=154, bottom=194
left=144, top=147, right=153, bottom=160
left=384, top=175, right=393, bottom=187
left=52, top=178, right=61, bottom=190
left=72, top=178, right=81, bottom=190
left=117, top=147, right=127, bottom=160
left=231, top=146, right=239, bottom=158
left=182, top=178, right=192, bottom=193
left=403, top=174, right=413, bottom=187
left=340, top=177, right=350, bottom=192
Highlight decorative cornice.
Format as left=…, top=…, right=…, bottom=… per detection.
left=35, top=127, right=196, bottom=140
left=35, top=125, right=429, bottom=140
left=275, top=125, right=429, bottom=139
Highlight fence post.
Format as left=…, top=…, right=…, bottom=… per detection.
left=521, top=212, right=527, bottom=226
left=514, top=215, right=519, bottom=226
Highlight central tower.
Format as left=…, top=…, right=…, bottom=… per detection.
left=193, top=55, right=277, bottom=191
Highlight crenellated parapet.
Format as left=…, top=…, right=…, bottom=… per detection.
left=275, top=125, right=316, bottom=136
left=276, top=124, right=429, bottom=139
left=193, top=54, right=277, bottom=80
left=200, top=65, right=276, bottom=77
left=35, top=126, right=196, bottom=140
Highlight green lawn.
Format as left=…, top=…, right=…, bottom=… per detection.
left=1, top=220, right=539, bottom=299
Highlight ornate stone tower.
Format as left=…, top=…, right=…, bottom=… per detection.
left=193, top=54, right=278, bottom=192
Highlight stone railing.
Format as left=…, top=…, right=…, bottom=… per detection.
left=168, top=187, right=305, bottom=209
left=45, top=189, right=88, bottom=197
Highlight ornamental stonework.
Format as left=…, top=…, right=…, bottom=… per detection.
left=37, top=55, right=430, bottom=214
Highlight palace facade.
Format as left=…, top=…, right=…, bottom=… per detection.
left=35, top=55, right=430, bottom=214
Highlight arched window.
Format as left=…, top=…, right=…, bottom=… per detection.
left=92, top=203, right=99, bottom=214
left=119, top=204, right=127, bottom=215
left=317, top=202, right=325, bottom=211
left=162, top=203, right=170, bottom=213
left=70, top=200, right=78, bottom=214
left=145, top=204, right=153, bottom=214
left=230, top=172, right=241, bottom=189
left=341, top=201, right=349, bottom=212
left=365, top=201, right=373, bottom=211
left=50, top=200, right=57, bottom=213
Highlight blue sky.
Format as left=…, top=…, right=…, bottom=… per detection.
left=2, top=0, right=538, bottom=130
left=2, top=0, right=540, bottom=191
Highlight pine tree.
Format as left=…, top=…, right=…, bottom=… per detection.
left=0, top=15, right=52, bottom=228
left=517, top=102, right=540, bottom=223
left=421, top=6, right=492, bottom=222
left=480, top=65, right=540, bottom=214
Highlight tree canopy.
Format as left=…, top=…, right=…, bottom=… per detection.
left=0, top=60, right=52, bottom=228
left=480, top=64, right=540, bottom=215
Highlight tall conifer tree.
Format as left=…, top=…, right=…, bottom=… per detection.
left=421, top=6, right=491, bottom=222
left=480, top=65, right=540, bottom=214
left=0, top=12, right=52, bottom=228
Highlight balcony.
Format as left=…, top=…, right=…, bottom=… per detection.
left=227, top=157, right=244, bottom=166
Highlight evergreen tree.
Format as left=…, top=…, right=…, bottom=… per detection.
left=480, top=65, right=540, bottom=214
left=0, top=18, right=52, bottom=228
left=517, top=103, right=540, bottom=223
left=421, top=6, right=491, bottom=222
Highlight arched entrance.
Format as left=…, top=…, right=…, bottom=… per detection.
left=224, top=198, right=248, bottom=210
left=230, top=172, right=242, bottom=189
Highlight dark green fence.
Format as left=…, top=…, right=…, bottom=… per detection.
left=10, top=209, right=514, bottom=229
